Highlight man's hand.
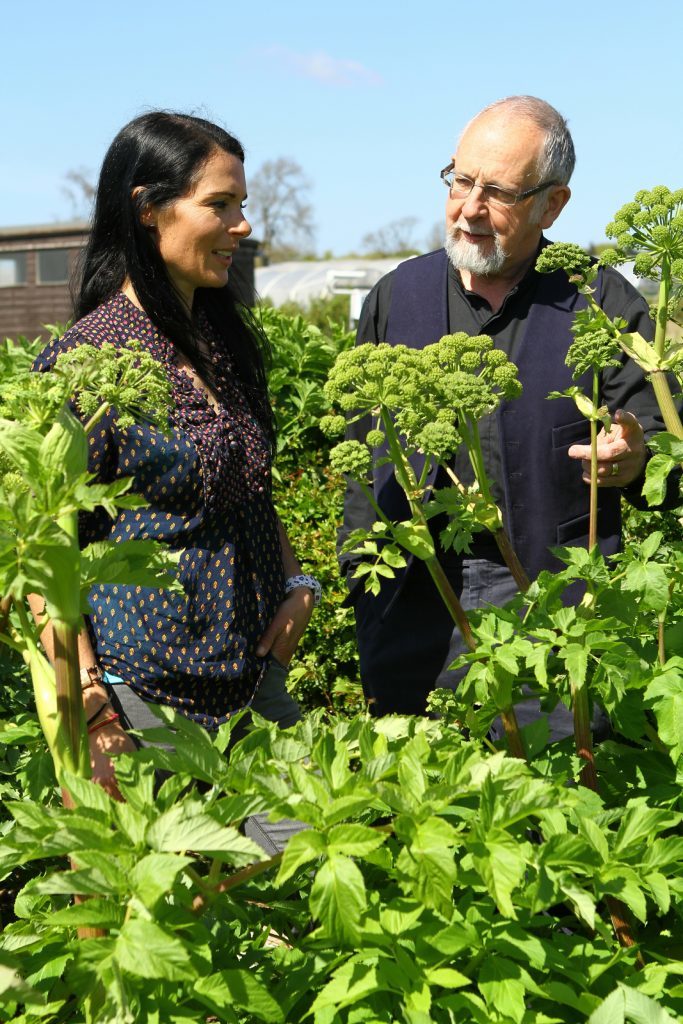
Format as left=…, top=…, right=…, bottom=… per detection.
left=568, top=409, right=647, bottom=487
left=256, top=588, right=315, bottom=666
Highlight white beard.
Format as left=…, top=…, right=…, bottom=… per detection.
left=445, top=225, right=507, bottom=276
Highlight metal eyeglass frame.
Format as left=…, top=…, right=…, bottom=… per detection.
left=440, top=163, right=559, bottom=207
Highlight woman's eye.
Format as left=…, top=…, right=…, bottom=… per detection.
left=212, top=200, right=227, bottom=209
left=240, top=202, right=247, bottom=211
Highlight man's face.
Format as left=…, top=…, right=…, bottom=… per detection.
left=445, top=113, right=566, bottom=278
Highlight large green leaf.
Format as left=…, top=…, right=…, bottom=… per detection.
left=194, top=970, right=284, bottom=1022
left=277, top=828, right=326, bottom=884
left=471, top=828, right=526, bottom=919
left=588, top=984, right=679, bottom=1024
left=146, top=804, right=263, bottom=863
left=310, top=853, right=367, bottom=944
left=39, top=406, right=88, bottom=490
left=115, top=919, right=195, bottom=981
left=129, top=853, right=194, bottom=909
left=478, top=957, right=526, bottom=1024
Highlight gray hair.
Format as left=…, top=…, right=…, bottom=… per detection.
left=468, top=95, right=576, bottom=186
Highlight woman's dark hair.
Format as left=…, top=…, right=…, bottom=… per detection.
left=75, top=111, right=274, bottom=446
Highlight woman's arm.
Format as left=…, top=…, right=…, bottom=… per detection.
left=255, top=519, right=316, bottom=665
left=26, top=596, right=136, bottom=799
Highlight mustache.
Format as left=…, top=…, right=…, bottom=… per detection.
left=450, top=222, right=497, bottom=238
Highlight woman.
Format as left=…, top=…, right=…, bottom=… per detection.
left=34, top=111, right=319, bottom=805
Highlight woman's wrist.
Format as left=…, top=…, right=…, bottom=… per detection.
left=285, top=573, right=321, bottom=606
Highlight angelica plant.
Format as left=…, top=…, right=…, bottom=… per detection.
left=325, top=335, right=528, bottom=757
left=537, top=189, right=683, bottom=441
left=0, top=341, right=178, bottom=784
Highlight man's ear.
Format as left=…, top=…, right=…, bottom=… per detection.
left=539, top=185, right=571, bottom=230
left=132, top=185, right=156, bottom=228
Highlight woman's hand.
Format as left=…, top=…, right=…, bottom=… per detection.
left=256, top=587, right=315, bottom=666
left=89, top=720, right=137, bottom=800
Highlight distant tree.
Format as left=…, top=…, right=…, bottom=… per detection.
left=248, top=157, right=316, bottom=263
left=425, top=220, right=445, bottom=252
left=61, top=167, right=96, bottom=219
left=361, top=216, right=419, bottom=257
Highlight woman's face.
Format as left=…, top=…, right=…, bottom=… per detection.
left=148, top=148, right=251, bottom=306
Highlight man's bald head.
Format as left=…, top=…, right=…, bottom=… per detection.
left=462, top=96, right=575, bottom=188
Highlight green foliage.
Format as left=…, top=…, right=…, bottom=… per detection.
left=274, top=293, right=351, bottom=333
left=603, top=187, right=683, bottom=282
left=256, top=304, right=354, bottom=473
left=274, top=462, right=362, bottom=715
left=1, top=710, right=682, bottom=1022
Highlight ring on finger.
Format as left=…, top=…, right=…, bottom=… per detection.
left=611, top=462, right=619, bottom=477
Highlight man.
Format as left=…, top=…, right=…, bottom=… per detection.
left=340, top=95, right=669, bottom=729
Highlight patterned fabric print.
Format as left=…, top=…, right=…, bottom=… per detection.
left=34, top=293, right=285, bottom=728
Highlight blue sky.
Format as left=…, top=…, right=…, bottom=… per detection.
left=2, top=0, right=681, bottom=256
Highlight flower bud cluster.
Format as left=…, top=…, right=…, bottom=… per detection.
left=324, top=333, right=521, bottom=470
left=603, top=187, right=683, bottom=282
left=329, top=440, right=373, bottom=479
left=535, top=243, right=596, bottom=288
left=566, top=308, right=622, bottom=378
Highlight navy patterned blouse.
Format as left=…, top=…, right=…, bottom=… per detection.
left=35, top=293, right=285, bottom=727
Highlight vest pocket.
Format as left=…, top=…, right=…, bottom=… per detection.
left=556, top=511, right=590, bottom=546
left=551, top=418, right=590, bottom=449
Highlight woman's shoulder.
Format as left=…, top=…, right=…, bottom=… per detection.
left=34, top=293, right=158, bottom=371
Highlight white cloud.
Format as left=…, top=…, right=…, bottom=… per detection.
left=261, top=46, right=383, bottom=87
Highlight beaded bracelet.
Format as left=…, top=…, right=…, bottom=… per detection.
left=285, top=573, right=322, bottom=606
left=88, top=713, right=120, bottom=735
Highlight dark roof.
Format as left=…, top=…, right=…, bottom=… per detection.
left=0, top=221, right=90, bottom=242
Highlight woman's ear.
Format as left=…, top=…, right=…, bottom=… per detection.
left=132, top=185, right=156, bottom=229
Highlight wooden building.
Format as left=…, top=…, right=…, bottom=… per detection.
left=0, top=222, right=258, bottom=340
left=0, top=222, right=88, bottom=339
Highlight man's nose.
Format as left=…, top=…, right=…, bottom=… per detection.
left=460, top=183, right=488, bottom=220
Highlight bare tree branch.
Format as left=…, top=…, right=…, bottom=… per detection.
left=248, top=157, right=316, bottom=263
left=361, top=216, right=420, bottom=256
left=61, top=167, right=96, bottom=220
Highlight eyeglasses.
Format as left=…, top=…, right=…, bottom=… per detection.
left=440, top=163, right=559, bottom=208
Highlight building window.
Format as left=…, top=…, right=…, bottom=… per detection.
left=37, top=248, right=70, bottom=285
left=0, top=252, right=27, bottom=287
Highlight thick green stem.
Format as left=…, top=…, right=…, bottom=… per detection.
left=467, top=418, right=531, bottom=593
left=492, top=530, right=531, bottom=593
left=571, top=679, right=598, bottom=792
left=0, top=595, right=11, bottom=637
left=653, top=258, right=670, bottom=362
left=52, top=509, right=89, bottom=779
left=424, top=555, right=475, bottom=651
left=650, top=369, right=683, bottom=439
left=381, top=408, right=526, bottom=758
left=651, top=256, right=683, bottom=439
left=500, top=708, right=526, bottom=759
left=52, top=620, right=88, bottom=779
left=589, top=372, right=599, bottom=552
left=658, top=615, right=666, bottom=667
left=83, top=401, right=111, bottom=438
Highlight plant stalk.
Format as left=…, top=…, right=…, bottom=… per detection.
left=492, top=530, right=531, bottom=593
left=52, top=620, right=88, bottom=779
left=650, top=369, right=683, bottom=439
left=572, top=676, right=641, bottom=957
left=589, top=372, right=599, bottom=552
left=500, top=708, right=526, bottom=760
left=424, top=555, right=475, bottom=651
